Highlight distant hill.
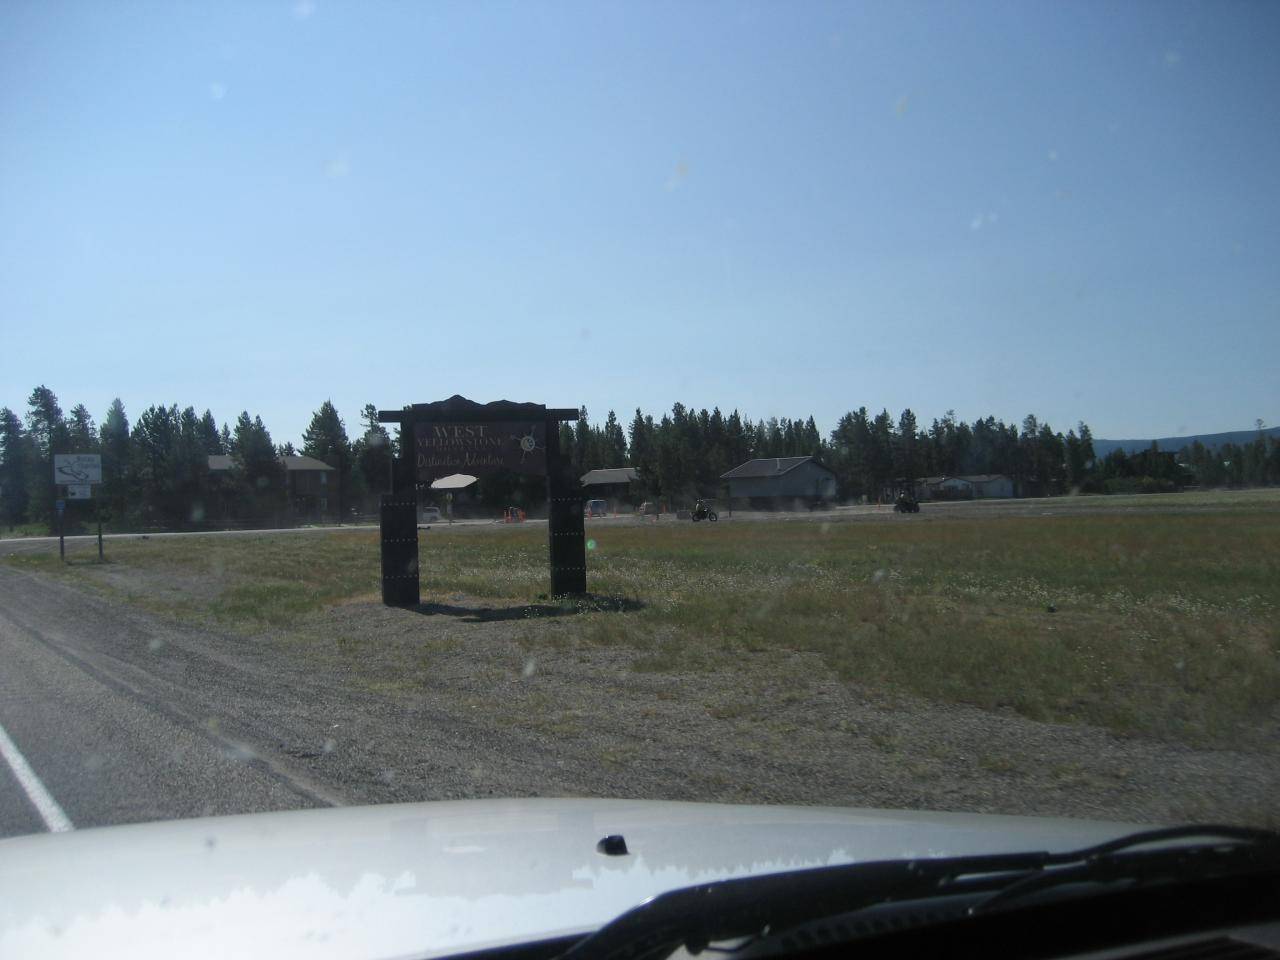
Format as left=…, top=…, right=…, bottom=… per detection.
left=1092, top=426, right=1280, bottom=458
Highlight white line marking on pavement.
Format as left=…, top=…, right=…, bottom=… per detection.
left=0, top=721, right=74, bottom=832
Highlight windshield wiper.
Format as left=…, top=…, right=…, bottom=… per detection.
left=554, top=825, right=1280, bottom=960
left=967, top=824, right=1280, bottom=915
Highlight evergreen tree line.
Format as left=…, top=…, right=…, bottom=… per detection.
left=564, top=405, right=1279, bottom=502
left=0, top=386, right=396, bottom=530
left=2, top=385, right=1277, bottom=531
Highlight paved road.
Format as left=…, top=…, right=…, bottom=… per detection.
left=0, top=564, right=346, bottom=838
left=0, top=523, right=368, bottom=557
left=5, top=490, right=1249, bottom=560
left=0, top=518, right=506, bottom=556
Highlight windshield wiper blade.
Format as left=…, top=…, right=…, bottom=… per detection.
left=555, top=825, right=1280, bottom=960
left=968, top=824, right=1280, bottom=916
left=1047, top=824, right=1277, bottom=858
left=555, top=850, right=1051, bottom=960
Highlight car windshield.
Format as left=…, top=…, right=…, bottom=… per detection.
left=0, top=0, right=1277, bottom=954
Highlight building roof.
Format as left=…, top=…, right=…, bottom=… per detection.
left=208, top=453, right=337, bottom=472
left=721, top=456, right=829, bottom=480
left=915, top=473, right=1009, bottom=485
left=580, top=467, right=639, bottom=486
left=279, top=455, right=335, bottom=472
left=430, top=473, right=478, bottom=490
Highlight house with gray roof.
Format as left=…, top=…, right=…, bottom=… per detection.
left=912, top=473, right=1013, bottom=500
left=580, top=466, right=640, bottom=508
left=207, top=453, right=338, bottom=520
left=720, top=456, right=836, bottom=504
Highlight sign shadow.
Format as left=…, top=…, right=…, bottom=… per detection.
left=411, top=594, right=644, bottom=623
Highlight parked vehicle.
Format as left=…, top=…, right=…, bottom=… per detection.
left=585, top=499, right=608, bottom=518
left=419, top=506, right=442, bottom=524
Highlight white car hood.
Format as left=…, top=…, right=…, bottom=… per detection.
left=0, top=798, right=1140, bottom=960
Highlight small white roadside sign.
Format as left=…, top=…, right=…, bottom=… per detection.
left=54, top=453, right=102, bottom=485
left=67, top=484, right=93, bottom=500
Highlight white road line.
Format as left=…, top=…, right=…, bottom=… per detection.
left=0, top=721, right=74, bottom=832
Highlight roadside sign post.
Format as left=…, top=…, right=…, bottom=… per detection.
left=53, top=454, right=102, bottom=485
left=52, top=454, right=103, bottom=562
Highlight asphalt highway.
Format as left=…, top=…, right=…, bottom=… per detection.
left=0, top=564, right=344, bottom=838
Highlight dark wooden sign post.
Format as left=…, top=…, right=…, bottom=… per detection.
left=376, top=396, right=586, bottom=606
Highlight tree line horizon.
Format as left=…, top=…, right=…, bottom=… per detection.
left=2, top=386, right=1277, bottom=531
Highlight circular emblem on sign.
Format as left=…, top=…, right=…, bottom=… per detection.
left=513, top=428, right=542, bottom=461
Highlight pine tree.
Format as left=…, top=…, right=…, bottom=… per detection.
left=1065, top=429, right=1085, bottom=485
left=353, top=403, right=393, bottom=501
left=131, top=405, right=178, bottom=527
left=869, top=409, right=895, bottom=499
left=66, top=404, right=98, bottom=452
left=176, top=407, right=211, bottom=526
left=1038, top=423, right=1066, bottom=487
left=198, top=410, right=223, bottom=454
left=25, top=386, right=66, bottom=458
left=896, top=409, right=919, bottom=482
left=655, top=412, right=690, bottom=501
left=1077, top=422, right=1096, bottom=468
left=628, top=409, right=657, bottom=495
left=572, top=406, right=591, bottom=476
left=301, top=400, right=353, bottom=514
left=725, top=410, right=748, bottom=470
left=99, top=399, right=131, bottom=525
left=602, top=410, right=628, bottom=468
left=231, top=412, right=285, bottom=521
left=25, top=385, right=69, bottom=526
left=0, top=407, right=32, bottom=527
left=704, top=407, right=728, bottom=487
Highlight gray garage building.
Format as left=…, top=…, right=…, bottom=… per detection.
left=913, top=473, right=1014, bottom=501
left=580, top=466, right=639, bottom=503
left=721, top=456, right=838, bottom=505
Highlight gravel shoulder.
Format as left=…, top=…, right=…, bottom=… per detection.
left=312, top=598, right=1280, bottom=826
left=3, top=561, right=1276, bottom=830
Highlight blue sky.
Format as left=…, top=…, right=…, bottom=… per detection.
left=2, top=0, right=1277, bottom=444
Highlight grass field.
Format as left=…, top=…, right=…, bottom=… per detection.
left=11, top=490, right=1280, bottom=749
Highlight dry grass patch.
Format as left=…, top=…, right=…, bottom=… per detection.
left=10, top=491, right=1279, bottom=748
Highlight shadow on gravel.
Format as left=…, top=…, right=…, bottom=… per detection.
left=413, top=594, right=644, bottom=623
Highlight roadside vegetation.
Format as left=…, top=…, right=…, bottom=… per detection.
left=11, top=491, right=1278, bottom=752
left=6, top=384, right=1280, bottom=537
